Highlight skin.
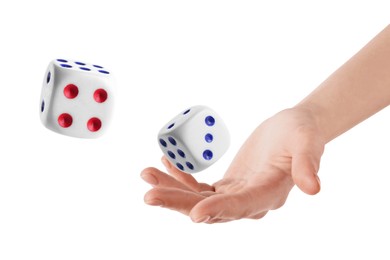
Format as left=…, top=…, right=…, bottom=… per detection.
left=141, top=24, right=390, bottom=224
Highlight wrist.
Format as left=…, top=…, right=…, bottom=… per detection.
left=292, top=102, right=331, bottom=143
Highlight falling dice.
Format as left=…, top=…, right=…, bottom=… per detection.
left=39, top=59, right=114, bottom=138
left=158, top=106, right=230, bottom=173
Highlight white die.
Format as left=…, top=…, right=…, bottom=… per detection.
left=39, top=59, right=115, bottom=138
left=158, top=105, right=230, bottom=173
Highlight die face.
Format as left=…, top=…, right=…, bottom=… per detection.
left=53, top=59, right=111, bottom=76
left=40, top=63, right=55, bottom=123
left=181, top=108, right=230, bottom=164
left=40, top=59, right=114, bottom=138
left=158, top=106, right=230, bottom=173
left=158, top=106, right=205, bottom=136
left=158, top=134, right=199, bottom=173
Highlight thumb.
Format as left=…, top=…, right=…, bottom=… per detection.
left=291, top=153, right=321, bottom=195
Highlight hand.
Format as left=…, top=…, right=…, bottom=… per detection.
left=141, top=107, right=325, bottom=224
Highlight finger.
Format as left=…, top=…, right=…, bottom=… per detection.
left=205, top=211, right=268, bottom=224
left=162, top=156, right=214, bottom=192
left=206, top=218, right=231, bottom=224
left=291, top=153, right=321, bottom=195
left=199, top=183, right=215, bottom=192
left=199, top=191, right=216, bottom=197
left=190, top=187, right=273, bottom=223
left=141, top=167, right=193, bottom=191
left=144, top=187, right=206, bottom=216
left=248, top=211, right=268, bottom=220
left=190, top=173, right=293, bottom=223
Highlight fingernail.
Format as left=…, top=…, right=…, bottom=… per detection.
left=316, top=175, right=321, bottom=186
left=141, top=172, right=158, bottom=185
left=161, top=157, right=171, bottom=169
left=145, top=199, right=164, bottom=206
left=193, top=215, right=211, bottom=223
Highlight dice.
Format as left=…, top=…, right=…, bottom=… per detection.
left=39, top=59, right=114, bottom=138
left=158, top=106, right=230, bottom=173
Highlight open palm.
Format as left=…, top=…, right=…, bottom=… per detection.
left=142, top=108, right=325, bottom=223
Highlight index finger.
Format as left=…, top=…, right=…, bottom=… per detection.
left=161, top=156, right=214, bottom=192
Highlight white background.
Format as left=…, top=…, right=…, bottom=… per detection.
left=0, top=1, right=389, bottom=259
